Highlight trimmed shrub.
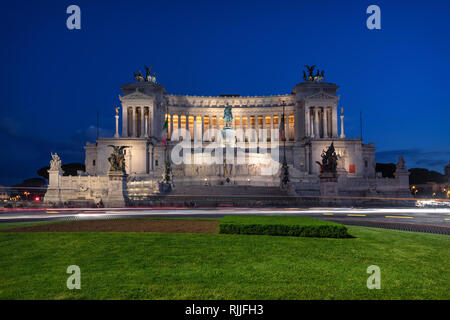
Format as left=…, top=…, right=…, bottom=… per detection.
left=219, top=216, right=351, bottom=238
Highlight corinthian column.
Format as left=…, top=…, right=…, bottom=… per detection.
left=340, top=107, right=346, bottom=138
left=201, top=115, right=205, bottom=141
left=305, top=108, right=310, bottom=137
left=140, top=108, right=145, bottom=138
left=115, top=114, right=119, bottom=138
left=324, top=108, right=328, bottom=138
left=314, top=107, right=319, bottom=138
left=208, top=116, right=212, bottom=141
left=193, top=115, right=197, bottom=141
left=144, top=113, right=148, bottom=137
left=122, top=106, right=128, bottom=137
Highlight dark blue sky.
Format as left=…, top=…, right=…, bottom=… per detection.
left=1, top=0, right=449, bottom=185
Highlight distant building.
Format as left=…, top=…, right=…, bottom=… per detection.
left=0, top=186, right=10, bottom=200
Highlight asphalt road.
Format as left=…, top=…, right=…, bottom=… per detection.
left=1, top=207, right=449, bottom=234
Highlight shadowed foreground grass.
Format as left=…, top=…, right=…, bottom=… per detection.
left=0, top=223, right=448, bottom=299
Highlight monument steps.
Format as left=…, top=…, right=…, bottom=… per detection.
left=169, top=185, right=288, bottom=196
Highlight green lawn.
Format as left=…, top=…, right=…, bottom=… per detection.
left=0, top=220, right=448, bottom=299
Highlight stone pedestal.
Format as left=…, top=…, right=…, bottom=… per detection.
left=105, top=171, right=128, bottom=207
left=44, top=168, right=63, bottom=204
left=394, top=156, right=412, bottom=198
left=221, top=127, right=236, bottom=146
left=319, top=172, right=338, bottom=197
left=44, top=188, right=62, bottom=204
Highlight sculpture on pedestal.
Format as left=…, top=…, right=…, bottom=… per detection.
left=107, top=145, right=129, bottom=172
left=304, top=65, right=324, bottom=82
left=134, top=71, right=144, bottom=82
left=144, top=65, right=152, bottom=82
left=316, top=142, right=338, bottom=174
left=317, top=143, right=339, bottom=199
left=133, top=65, right=156, bottom=83
left=223, top=105, right=233, bottom=128
left=49, top=153, right=62, bottom=171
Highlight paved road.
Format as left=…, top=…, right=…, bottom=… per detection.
left=1, top=207, right=449, bottom=234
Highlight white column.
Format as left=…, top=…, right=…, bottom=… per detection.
left=193, top=115, right=197, bottom=141
left=135, top=108, right=139, bottom=137
left=314, top=107, right=319, bottom=138
left=140, top=108, right=145, bottom=138
left=131, top=107, right=136, bottom=137
left=115, top=114, right=119, bottom=138
left=252, top=116, right=257, bottom=142
left=201, top=115, right=205, bottom=141
left=148, top=109, right=152, bottom=137
left=239, top=115, right=244, bottom=142
left=208, top=116, right=212, bottom=141
left=340, top=107, right=345, bottom=138
left=122, top=106, right=128, bottom=137
left=144, top=113, right=148, bottom=137
left=261, top=115, right=265, bottom=138
left=324, top=108, right=328, bottom=138
left=270, top=115, right=274, bottom=141
left=332, top=106, right=338, bottom=137
left=306, top=108, right=310, bottom=137
left=277, top=113, right=281, bottom=141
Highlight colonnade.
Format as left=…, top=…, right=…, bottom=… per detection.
left=121, top=105, right=339, bottom=141
left=305, top=106, right=337, bottom=138
left=165, top=113, right=294, bottom=142
left=123, top=106, right=151, bottom=138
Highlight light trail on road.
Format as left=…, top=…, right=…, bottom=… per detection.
left=1, top=207, right=449, bottom=234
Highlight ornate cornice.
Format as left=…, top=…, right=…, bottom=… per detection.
left=166, top=94, right=295, bottom=108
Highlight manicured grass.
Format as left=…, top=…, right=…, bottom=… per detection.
left=219, top=215, right=350, bottom=238
left=0, top=220, right=448, bottom=299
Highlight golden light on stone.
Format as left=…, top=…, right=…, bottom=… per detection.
left=42, top=67, right=415, bottom=205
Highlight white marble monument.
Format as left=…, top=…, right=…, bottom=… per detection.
left=44, top=65, right=412, bottom=205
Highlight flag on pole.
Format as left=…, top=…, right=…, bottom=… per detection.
left=160, top=116, right=168, bottom=145
left=279, top=115, right=285, bottom=141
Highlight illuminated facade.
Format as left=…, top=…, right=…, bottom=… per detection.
left=44, top=72, right=411, bottom=205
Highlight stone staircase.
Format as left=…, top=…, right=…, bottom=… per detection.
left=169, top=185, right=288, bottom=196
